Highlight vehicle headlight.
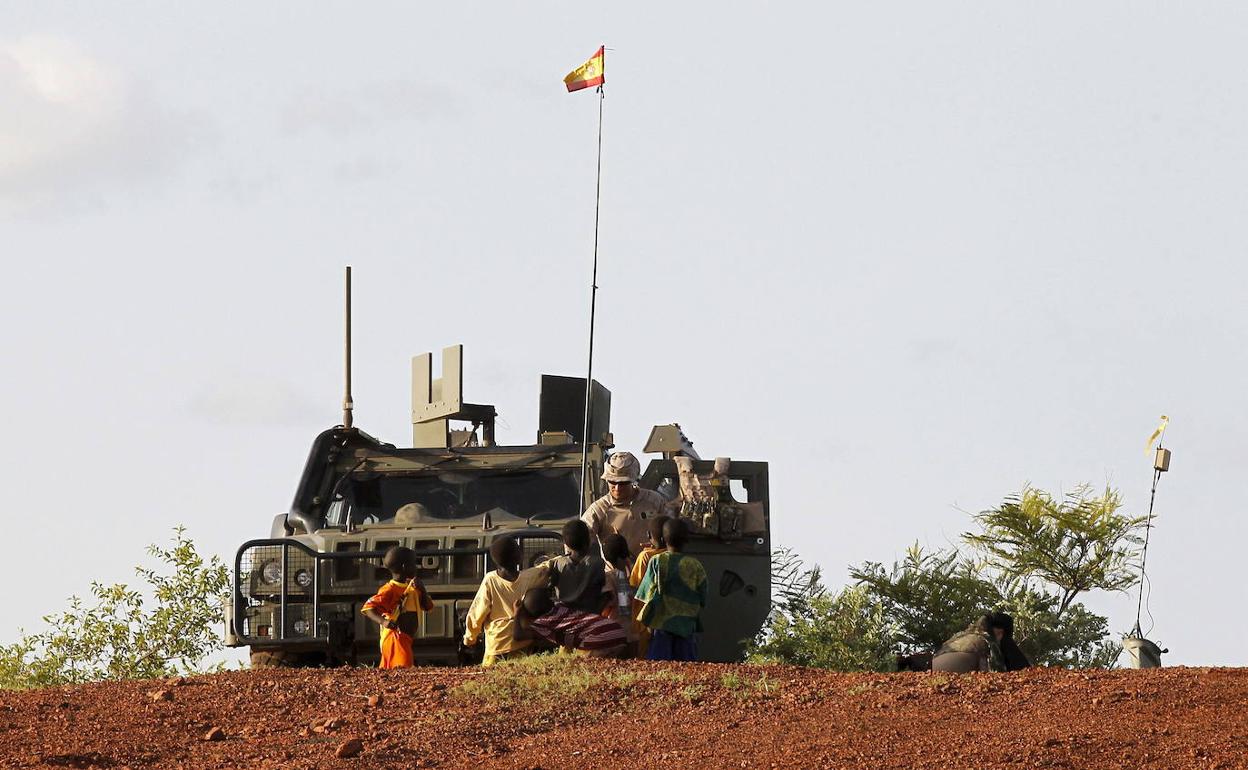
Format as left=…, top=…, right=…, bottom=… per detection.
left=260, top=561, right=282, bottom=585
left=293, top=618, right=311, bottom=635
left=295, top=569, right=312, bottom=588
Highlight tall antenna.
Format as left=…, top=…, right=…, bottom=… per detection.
left=1124, top=416, right=1171, bottom=668
left=1133, top=442, right=1171, bottom=635
left=343, top=265, right=354, bottom=430
left=577, top=61, right=606, bottom=512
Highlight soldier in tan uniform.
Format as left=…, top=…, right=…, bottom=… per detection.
left=581, top=451, right=671, bottom=558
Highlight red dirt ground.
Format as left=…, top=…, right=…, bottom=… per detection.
left=1, top=662, right=1245, bottom=769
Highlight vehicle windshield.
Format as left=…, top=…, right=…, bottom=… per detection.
left=330, top=466, right=582, bottom=526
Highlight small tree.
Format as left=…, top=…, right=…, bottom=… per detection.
left=752, top=484, right=1143, bottom=671
left=0, top=528, right=229, bottom=689
left=749, top=584, right=896, bottom=671
left=993, top=578, right=1120, bottom=668
left=752, top=547, right=894, bottom=670
left=850, top=545, right=996, bottom=654
left=769, top=546, right=825, bottom=620
left=964, top=485, right=1146, bottom=615
left=850, top=544, right=1125, bottom=667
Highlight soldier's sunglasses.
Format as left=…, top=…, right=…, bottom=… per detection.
left=605, top=480, right=634, bottom=486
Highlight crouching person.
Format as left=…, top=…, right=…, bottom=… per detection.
left=462, top=536, right=551, bottom=666
left=512, top=587, right=627, bottom=658
left=992, top=611, right=1032, bottom=671
left=931, top=614, right=1006, bottom=673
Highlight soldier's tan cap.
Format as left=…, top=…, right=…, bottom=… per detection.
left=601, top=451, right=640, bottom=483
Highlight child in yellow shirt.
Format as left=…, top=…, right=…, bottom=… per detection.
left=463, top=536, right=549, bottom=666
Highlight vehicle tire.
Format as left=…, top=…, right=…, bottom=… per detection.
left=249, top=649, right=318, bottom=668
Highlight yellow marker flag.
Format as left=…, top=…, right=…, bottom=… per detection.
left=564, top=46, right=605, bottom=92
left=1144, top=415, right=1169, bottom=455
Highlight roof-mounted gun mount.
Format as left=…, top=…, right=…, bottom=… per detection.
left=411, top=345, right=497, bottom=448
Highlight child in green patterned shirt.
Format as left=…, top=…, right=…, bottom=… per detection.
left=635, top=518, right=706, bottom=661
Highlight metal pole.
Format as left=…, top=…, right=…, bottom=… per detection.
left=343, top=266, right=354, bottom=429
left=578, top=79, right=605, bottom=512
left=312, top=556, right=320, bottom=641
left=1133, top=462, right=1162, bottom=635
left=279, top=545, right=288, bottom=640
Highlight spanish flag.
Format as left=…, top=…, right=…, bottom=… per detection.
left=1145, top=415, right=1169, bottom=456
left=564, top=46, right=605, bottom=92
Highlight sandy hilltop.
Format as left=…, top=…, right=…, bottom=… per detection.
left=1, top=659, right=1244, bottom=769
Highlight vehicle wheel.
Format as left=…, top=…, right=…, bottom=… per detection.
left=249, top=649, right=319, bottom=668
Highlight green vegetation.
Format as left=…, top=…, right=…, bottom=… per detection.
left=720, top=669, right=777, bottom=697
left=679, top=683, right=707, bottom=703
left=453, top=654, right=685, bottom=704
left=965, top=485, right=1146, bottom=616
left=850, top=546, right=993, bottom=655
left=747, top=583, right=897, bottom=671
left=0, top=528, right=229, bottom=690
left=751, top=485, right=1143, bottom=670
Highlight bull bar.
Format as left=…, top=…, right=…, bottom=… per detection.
left=231, top=530, right=560, bottom=647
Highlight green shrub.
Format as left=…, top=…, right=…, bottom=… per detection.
left=0, top=527, right=229, bottom=689
left=748, top=584, right=897, bottom=672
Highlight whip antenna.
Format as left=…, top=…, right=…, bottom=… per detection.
left=343, top=265, right=354, bottom=430
left=1133, top=444, right=1170, bottom=634
left=579, top=83, right=604, bottom=511
left=567, top=45, right=606, bottom=512
left=1125, top=416, right=1171, bottom=668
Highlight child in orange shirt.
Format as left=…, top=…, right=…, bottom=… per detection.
left=628, top=515, right=671, bottom=658
left=362, top=546, right=434, bottom=669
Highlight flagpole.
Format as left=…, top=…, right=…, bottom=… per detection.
left=579, top=67, right=605, bottom=513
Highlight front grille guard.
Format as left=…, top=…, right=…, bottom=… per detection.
left=232, top=531, right=561, bottom=645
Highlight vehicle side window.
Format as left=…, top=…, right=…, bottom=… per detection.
left=326, top=499, right=348, bottom=528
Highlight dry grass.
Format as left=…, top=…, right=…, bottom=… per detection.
left=453, top=654, right=686, bottom=704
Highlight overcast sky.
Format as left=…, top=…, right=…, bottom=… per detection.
left=2, top=3, right=1244, bottom=666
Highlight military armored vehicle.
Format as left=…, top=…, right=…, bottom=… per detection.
left=225, top=343, right=772, bottom=666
